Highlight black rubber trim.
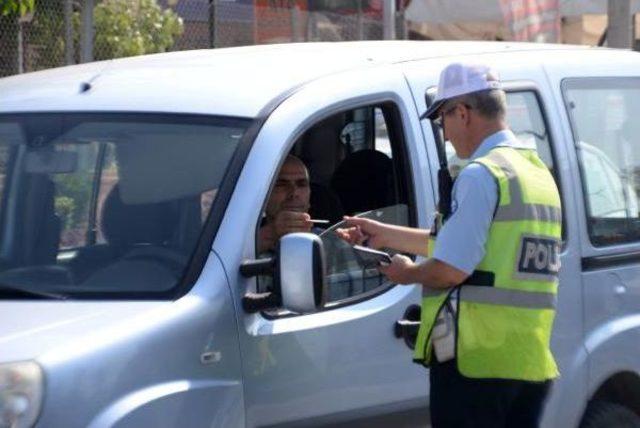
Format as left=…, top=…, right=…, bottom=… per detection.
left=582, top=251, right=640, bottom=271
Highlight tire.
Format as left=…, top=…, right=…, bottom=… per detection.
left=580, top=401, right=640, bottom=428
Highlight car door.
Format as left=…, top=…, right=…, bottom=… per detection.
left=213, top=65, right=434, bottom=427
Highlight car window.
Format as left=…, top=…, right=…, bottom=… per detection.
left=320, top=204, right=408, bottom=303
left=0, top=114, right=250, bottom=298
left=563, top=78, right=640, bottom=246
left=258, top=103, right=414, bottom=313
left=506, top=92, right=555, bottom=171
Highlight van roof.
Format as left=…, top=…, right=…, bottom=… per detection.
left=0, top=41, right=613, bottom=118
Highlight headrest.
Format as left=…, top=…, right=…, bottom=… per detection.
left=101, top=185, right=179, bottom=249
left=331, top=150, right=393, bottom=215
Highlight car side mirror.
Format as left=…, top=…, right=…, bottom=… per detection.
left=240, top=233, right=326, bottom=314
left=279, top=233, right=326, bottom=314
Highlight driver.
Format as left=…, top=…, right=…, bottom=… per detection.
left=258, top=155, right=314, bottom=253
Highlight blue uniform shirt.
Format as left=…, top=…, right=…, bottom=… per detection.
left=432, top=130, right=535, bottom=274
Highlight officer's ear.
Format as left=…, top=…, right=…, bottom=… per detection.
left=460, top=103, right=473, bottom=125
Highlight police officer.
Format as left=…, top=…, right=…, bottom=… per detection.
left=337, top=62, right=561, bottom=427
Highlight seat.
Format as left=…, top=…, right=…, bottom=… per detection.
left=78, top=185, right=190, bottom=290
left=330, top=150, right=394, bottom=215
left=309, top=182, right=344, bottom=225
left=21, top=177, right=61, bottom=266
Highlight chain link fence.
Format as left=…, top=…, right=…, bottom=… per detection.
left=0, top=0, right=400, bottom=78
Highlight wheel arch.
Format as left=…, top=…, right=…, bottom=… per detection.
left=589, top=371, right=640, bottom=417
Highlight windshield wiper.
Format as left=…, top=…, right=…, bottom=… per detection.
left=0, top=283, right=68, bottom=300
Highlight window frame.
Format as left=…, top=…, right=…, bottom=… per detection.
left=561, top=77, right=640, bottom=247
left=256, top=100, right=417, bottom=318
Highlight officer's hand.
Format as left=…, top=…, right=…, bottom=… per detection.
left=335, top=216, right=387, bottom=249
left=273, top=211, right=312, bottom=239
left=378, top=254, right=416, bottom=285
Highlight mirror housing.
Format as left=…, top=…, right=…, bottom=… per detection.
left=239, top=233, right=326, bottom=314
left=278, top=233, right=326, bottom=314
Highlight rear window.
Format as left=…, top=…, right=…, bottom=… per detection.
left=0, top=113, right=250, bottom=298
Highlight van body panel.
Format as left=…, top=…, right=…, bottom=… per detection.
left=213, top=65, right=433, bottom=426
left=0, top=301, right=169, bottom=362
left=25, top=253, right=244, bottom=427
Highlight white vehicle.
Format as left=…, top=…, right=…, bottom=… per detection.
left=1, top=41, right=640, bottom=428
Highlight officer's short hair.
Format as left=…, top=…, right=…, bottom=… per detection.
left=448, top=89, right=507, bottom=120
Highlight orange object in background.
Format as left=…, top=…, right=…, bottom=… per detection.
left=254, top=0, right=309, bottom=43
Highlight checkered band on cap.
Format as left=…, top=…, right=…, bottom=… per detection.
left=423, top=63, right=502, bottom=120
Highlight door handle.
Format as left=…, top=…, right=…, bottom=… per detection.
left=394, top=304, right=421, bottom=350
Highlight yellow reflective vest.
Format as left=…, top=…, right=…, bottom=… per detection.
left=413, top=146, right=561, bottom=381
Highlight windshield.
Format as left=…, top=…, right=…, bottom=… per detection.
left=0, top=113, right=250, bottom=299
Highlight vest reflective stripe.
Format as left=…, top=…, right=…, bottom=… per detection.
left=423, top=283, right=557, bottom=309
left=484, top=150, right=561, bottom=223
left=460, top=285, right=556, bottom=309
left=414, top=146, right=561, bottom=381
left=497, top=203, right=562, bottom=223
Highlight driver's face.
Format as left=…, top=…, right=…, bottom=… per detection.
left=266, top=158, right=310, bottom=218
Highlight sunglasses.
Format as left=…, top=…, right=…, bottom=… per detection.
left=432, top=103, right=473, bottom=129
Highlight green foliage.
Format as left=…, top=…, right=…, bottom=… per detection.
left=25, top=0, right=184, bottom=68
left=0, top=0, right=34, bottom=16
left=54, top=195, right=75, bottom=229
left=53, top=173, right=92, bottom=229
left=93, top=0, right=184, bottom=60
left=28, top=0, right=68, bottom=70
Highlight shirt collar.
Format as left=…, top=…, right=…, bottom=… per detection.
left=469, top=129, right=523, bottom=161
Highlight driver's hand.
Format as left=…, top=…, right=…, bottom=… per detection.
left=273, top=211, right=312, bottom=239
left=335, top=216, right=387, bottom=249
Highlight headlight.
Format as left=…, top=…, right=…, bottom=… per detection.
left=0, top=362, right=43, bottom=428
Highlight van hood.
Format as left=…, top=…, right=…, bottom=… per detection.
left=0, top=300, right=171, bottom=363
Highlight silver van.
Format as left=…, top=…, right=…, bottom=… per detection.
left=1, top=41, right=640, bottom=428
